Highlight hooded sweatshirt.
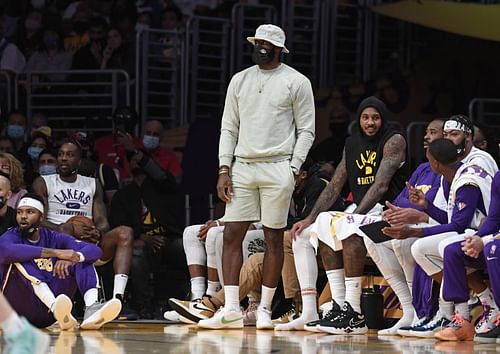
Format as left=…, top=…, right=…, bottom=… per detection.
left=344, top=96, right=407, bottom=205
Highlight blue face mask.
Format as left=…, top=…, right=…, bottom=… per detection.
left=38, top=164, right=57, bottom=175
left=142, top=135, right=159, bottom=150
left=7, top=124, right=25, bottom=139
left=27, top=146, right=43, bottom=160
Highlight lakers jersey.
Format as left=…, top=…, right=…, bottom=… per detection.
left=42, top=174, right=95, bottom=224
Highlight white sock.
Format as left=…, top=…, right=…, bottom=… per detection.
left=326, top=269, right=345, bottom=305
left=345, top=277, right=362, bottom=313
left=259, top=285, right=276, bottom=310
left=478, top=288, right=498, bottom=310
left=455, top=302, right=470, bottom=320
left=301, top=290, right=317, bottom=318
left=0, top=312, right=24, bottom=335
left=190, top=276, right=206, bottom=300
left=113, top=274, right=128, bottom=298
left=275, top=289, right=318, bottom=331
left=83, top=288, right=99, bottom=307
left=386, top=275, right=414, bottom=317
left=207, top=280, right=221, bottom=297
left=439, top=299, right=454, bottom=320
left=32, top=282, right=56, bottom=310
left=225, top=285, right=240, bottom=311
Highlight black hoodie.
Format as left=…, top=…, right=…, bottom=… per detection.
left=344, top=96, right=407, bottom=205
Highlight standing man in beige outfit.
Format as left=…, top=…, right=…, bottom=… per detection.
left=198, top=24, right=315, bottom=330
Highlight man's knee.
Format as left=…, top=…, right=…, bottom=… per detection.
left=109, top=226, right=133, bottom=245
left=342, top=234, right=366, bottom=256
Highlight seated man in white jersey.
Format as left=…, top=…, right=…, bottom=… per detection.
left=32, top=141, right=134, bottom=312
left=382, top=138, right=493, bottom=338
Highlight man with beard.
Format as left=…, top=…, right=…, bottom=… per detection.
left=199, top=24, right=315, bottom=329
left=32, top=141, right=134, bottom=314
left=289, top=96, right=407, bottom=334
left=108, top=144, right=186, bottom=319
left=0, top=194, right=121, bottom=330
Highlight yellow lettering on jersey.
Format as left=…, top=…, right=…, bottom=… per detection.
left=34, top=258, right=53, bottom=272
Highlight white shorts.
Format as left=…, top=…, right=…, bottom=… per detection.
left=222, top=160, right=295, bottom=229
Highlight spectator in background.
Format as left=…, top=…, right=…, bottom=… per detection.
left=31, top=111, right=49, bottom=130
left=24, top=28, right=73, bottom=82
left=4, top=111, right=28, bottom=161
left=15, top=8, right=44, bottom=60
left=0, top=174, right=16, bottom=235
left=37, top=148, right=58, bottom=177
left=0, top=152, right=27, bottom=208
left=24, top=132, right=50, bottom=186
left=0, top=137, right=15, bottom=155
left=100, top=27, right=134, bottom=76
left=142, top=119, right=182, bottom=183
left=63, top=5, right=91, bottom=53
left=136, top=7, right=152, bottom=32
left=0, top=17, right=26, bottom=75
left=72, top=16, right=108, bottom=71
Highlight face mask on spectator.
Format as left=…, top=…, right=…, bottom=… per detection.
left=142, top=135, right=159, bottom=150
left=0, top=196, right=6, bottom=209
left=7, top=125, right=25, bottom=139
left=28, top=146, right=43, bottom=160
left=39, top=164, right=57, bottom=175
left=25, top=18, right=42, bottom=32
left=31, top=0, right=46, bottom=9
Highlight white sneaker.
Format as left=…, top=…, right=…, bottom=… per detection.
left=163, top=310, right=195, bottom=324
left=80, top=299, right=122, bottom=330
left=378, top=313, right=414, bottom=336
left=256, top=307, right=273, bottom=330
left=52, top=294, right=77, bottom=331
left=198, top=307, right=243, bottom=329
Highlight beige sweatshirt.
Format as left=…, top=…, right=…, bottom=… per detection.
left=218, top=63, right=315, bottom=170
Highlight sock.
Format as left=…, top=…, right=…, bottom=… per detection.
left=206, top=280, right=221, bottom=297
left=326, top=269, right=345, bottom=305
left=224, top=285, right=240, bottom=311
left=344, top=277, right=362, bottom=313
left=190, top=276, right=206, bottom=300
left=113, top=274, right=128, bottom=298
left=0, top=312, right=24, bottom=335
left=83, top=288, right=99, bottom=307
left=477, top=288, right=499, bottom=310
left=455, top=302, right=470, bottom=320
left=32, top=282, right=56, bottom=310
left=300, top=289, right=317, bottom=317
left=259, top=285, right=276, bottom=310
left=439, top=298, right=454, bottom=320
left=387, top=275, right=414, bottom=317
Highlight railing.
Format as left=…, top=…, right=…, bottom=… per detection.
left=468, top=98, right=500, bottom=127
left=0, top=71, right=12, bottom=114
left=17, top=69, right=130, bottom=133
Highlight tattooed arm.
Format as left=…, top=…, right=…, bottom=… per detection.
left=354, top=134, right=406, bottom=214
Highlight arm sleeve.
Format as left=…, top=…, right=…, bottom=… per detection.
left=53, top=232, right=103, bottom=263
left=422, top=185, right=481, bottom=236
left=290, top=78, right=315, bottom=170
left=0, top=242, right=42, bottom=264
left=218, top=77, right=240, bottom=167
left=477, top=173, right=500, bottom=236
left=425, top=201, right=448, bottom=224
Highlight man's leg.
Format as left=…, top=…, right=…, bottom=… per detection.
left=99, top=226, right=134, bottom=299
left=0, top=293, right=49, bottom=354
left=183, top=224, right=208, bottom=300
left=281, top=231, right=300, bottom=307
left=205, top=226, right=224, bottom=296
left=342, top=234, right=366, bottom=313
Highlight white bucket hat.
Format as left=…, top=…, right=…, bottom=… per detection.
left=247, top=24, right=289, bottom=54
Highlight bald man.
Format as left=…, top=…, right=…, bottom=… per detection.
left=0, top=174, right=16, bottom=236
left=141, top=120, right=182, bottom=183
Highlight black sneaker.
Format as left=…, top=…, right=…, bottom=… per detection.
left=304, top=300, right=342, bottom=333
left=475, top=324, right=500, bottom=343
left=316, top=301, right=368, bottom=335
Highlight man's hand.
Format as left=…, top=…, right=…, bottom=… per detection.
left=141, top=235, right=165, bottom=253
left=53, top=249, right=80, bottom=263
left=198, top=220, right=221, bottom=242
left=407, top=182, right=428, bottom=209
left=71, top=224, right=100, bottom=243
left=290, top=217, right=312, bottom=241
left=461, top=235, right=483, bottom=258
left=116, top=131, right=136, bottom=151
left=217, top=174, right=233, bottom=203
left=53, top=260, right=76, bottom=279
left=383, top=201, right=428, bottom=226
left=382, top=225, right=420, bottom=240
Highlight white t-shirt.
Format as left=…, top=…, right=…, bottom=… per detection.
left=42, top=174, right=96, bottom=224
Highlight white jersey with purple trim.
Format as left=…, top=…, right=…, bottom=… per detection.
left=42, top=174, right=95, bottom=224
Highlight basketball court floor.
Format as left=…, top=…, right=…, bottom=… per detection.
left=2, top=322, right=499, bottom=354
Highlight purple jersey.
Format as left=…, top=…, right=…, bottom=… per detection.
left=393, top=162, right=441, bottom=209
left=477, top=171, right=500, bottom=236
left=0, top=227, right=101, bottom=285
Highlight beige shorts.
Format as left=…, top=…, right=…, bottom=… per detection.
left=222, top=159, right=295, bottom=229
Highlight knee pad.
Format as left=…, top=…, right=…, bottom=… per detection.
left=183, top=224, right=206, bottom=266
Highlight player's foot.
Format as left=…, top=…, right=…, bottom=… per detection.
left=168, top=296, right=216, bottom=323
left=80, top=299, right=122, bottom=330
left=316, top=301, right=368, bottom=335
left=435, top=313, right=474, bottom=341
left=256, top=307, right=273, bottom=330
left=197, top=307, right=243, bottom=329
left=52, top=294, right=77, bottom=331
left=4, top=317, right=50, bottom=354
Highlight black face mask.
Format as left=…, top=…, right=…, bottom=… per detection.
left=20, top=225, right=39, bottom=238
left=454, top=137, right=467, bottom=156
left=252, top=45, right=274, bottom=65
left=0, top=196, right=6, bottom=209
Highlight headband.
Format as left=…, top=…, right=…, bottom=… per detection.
left=18, top=197, right=44, bottom=214
left=444, top=120, right=472, bottom=133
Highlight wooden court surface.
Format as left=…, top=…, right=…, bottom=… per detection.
left=2, top=322, right=500, bottom=353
